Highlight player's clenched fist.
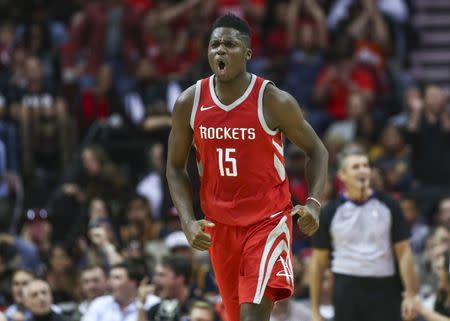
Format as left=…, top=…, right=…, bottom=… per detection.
left=291, top=204, right=319, bottom=236
left=183, top=219, right=215, bottom=251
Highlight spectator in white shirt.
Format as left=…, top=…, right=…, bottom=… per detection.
left=136, top=143, right=166, bottom=220
left=82, top=261, right=144, bottom=321
left=72, top=265, right=108, bottom=321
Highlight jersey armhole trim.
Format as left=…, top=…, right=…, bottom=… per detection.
left=258, top=80, right=279, bottom=136
left=190, top=80, right=201, bottom=129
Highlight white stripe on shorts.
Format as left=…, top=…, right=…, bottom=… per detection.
left=253, top=215, right=291, bottom=303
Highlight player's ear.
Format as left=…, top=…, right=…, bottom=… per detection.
left=246, top=48, right=252, bottom=61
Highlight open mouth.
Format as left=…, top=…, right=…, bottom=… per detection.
left=358, top=177, right=368, bottom=184
left=218, top=60, right=226, bottom=71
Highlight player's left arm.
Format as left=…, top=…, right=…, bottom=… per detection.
left=263, top=84, right=328, bottom=235
left=263, top=84, right=328, bottom=202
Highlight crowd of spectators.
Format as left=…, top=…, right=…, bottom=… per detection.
left=0, top=0, right=449, bottom=321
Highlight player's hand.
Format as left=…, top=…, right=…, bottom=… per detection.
left=291, top=204, right=319, bottom=236
left=184, top=219, right=215, bottom=251
left=401, top=293, right=418, bottom=321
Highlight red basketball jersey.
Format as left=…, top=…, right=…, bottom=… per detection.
left=191, top=74, right=292, bottom=226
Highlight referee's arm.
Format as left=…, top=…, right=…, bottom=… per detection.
left=390, top=194, right=419, bottom=298
left=310, top=202, right=334, bottom=321
left=394, top=241, right=418, bottom=298
left=391, top=194, right=420, bottom=321
left=395, top=240, right=419, bottom=321
left=310, top=248, right=330, bottom=320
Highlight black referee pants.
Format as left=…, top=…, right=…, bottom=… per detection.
left=333, top=273, right=402, bottom=321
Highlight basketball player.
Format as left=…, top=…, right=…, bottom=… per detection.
left=166, top=14, right=328, bottom=321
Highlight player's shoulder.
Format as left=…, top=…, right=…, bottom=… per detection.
left=175, top=84, right=197, bottom=110
left=172, top=83, right=197, bottom=121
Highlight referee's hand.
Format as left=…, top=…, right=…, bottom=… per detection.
left=291, top=204, right=319, bottom=236
left=401, top=293, right=418, bottom=321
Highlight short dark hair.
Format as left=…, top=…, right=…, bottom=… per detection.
left=212, top=13, right=251, bottom=44
left=161, top=255, right=192, bottom=286
left=337, top=145, right=368, bottom=170
left=110, top=260, right=146, bottom=285
left=127, top=193, right=149, bottom=207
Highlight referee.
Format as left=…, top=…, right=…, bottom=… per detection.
left=310, top=147, right=418, bottom=321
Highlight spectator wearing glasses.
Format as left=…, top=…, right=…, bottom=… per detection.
left=20, top=209, right=52, bottom=264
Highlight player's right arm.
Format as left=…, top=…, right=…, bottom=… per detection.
left=166, top=86, right=215, bottom=251
left=310, top=248, right=330, bottom=321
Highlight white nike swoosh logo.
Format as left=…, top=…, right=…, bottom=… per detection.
left=200, top=105, right=215, bottom=111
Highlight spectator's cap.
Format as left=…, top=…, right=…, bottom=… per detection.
left=165, top=231, right=190, bottom=250
left=25, top=208, right=49, bottom=222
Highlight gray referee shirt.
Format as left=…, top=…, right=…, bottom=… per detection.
left=311, top=192, right=410, bottom=277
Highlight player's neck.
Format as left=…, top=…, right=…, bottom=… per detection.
left=214, top=72, right=251, bottom=104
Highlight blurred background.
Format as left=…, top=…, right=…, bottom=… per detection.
left=0, top=0, right=449, bottom=320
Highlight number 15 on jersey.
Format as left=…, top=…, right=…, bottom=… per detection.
left=216, top=148, right=237, bottom=177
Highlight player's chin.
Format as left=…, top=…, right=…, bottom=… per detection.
left=215, top=70, right=232, bottom=82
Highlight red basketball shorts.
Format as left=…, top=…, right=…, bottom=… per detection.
left=207, top=209, right=294, bottom=321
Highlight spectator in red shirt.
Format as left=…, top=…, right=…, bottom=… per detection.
left=62, top=0, right=146, bottom=94
left=312, top=39, right=375, bottom=121
left=80, top=64, right=121, bottom=136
